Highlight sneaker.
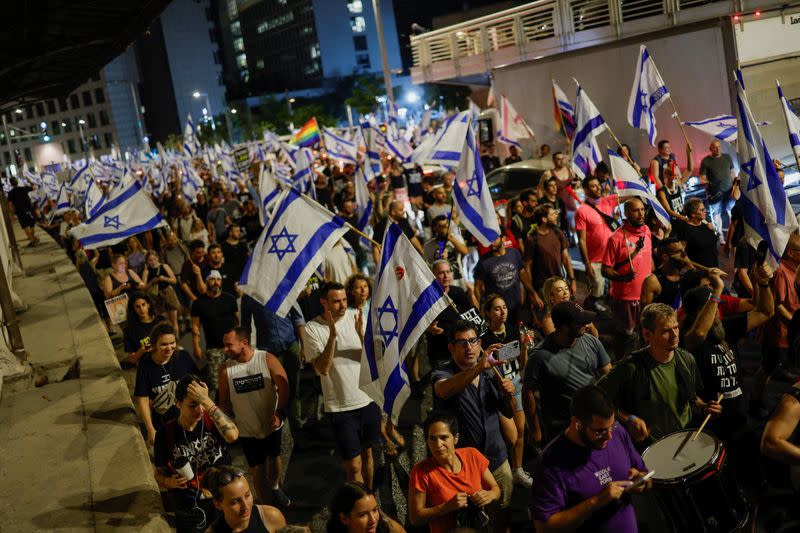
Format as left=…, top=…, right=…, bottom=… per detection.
left=513, top=468, right=533, bottom=488
left=271, top=487, right=291, bottom=509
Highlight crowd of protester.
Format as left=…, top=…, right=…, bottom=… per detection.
left=10, top=129, right=800, bottom=533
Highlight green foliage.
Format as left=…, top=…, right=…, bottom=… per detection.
left=422, top=83, right=471, bottom=112
left=344, top=75, right=384, bottom=116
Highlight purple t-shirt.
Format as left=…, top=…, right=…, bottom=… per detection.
left=531, top=424, right=645, bottom=532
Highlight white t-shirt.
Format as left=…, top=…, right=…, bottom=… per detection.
left=305, top=308, right=371, bottom=413
left=323, top=241, right=355, bottom=285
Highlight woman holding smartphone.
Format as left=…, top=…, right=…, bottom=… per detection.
left=480, top=294, right=532, bottom=489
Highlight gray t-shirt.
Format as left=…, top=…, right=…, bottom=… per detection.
left=699, top=154, right=734, bottom=197
left=523, top=333, right=611, bottom=429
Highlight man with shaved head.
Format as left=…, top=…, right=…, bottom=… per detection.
left=699, top=140, right=735, bottom=240
left=602, top=198, right=652, bottom=358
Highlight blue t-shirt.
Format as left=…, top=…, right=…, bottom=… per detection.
left=473, top=248, right=524, bottom=311
left=531, top=424, right=646, bottom=533
left=134, top=349, right=198, bottom=430
left=431, top=361, right=509, bottom=471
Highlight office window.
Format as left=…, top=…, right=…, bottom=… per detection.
left=63, top=120, right=72, bottom=132
left=301, top=25, right=313, bottom=35
left=226, top=0, right=237, bottom=18
left=25, top=106, right=33, bottom=119
left=70, top=94, right=80, bottom=109
left=353, top=35, right=367, bottom=51
left=256, top=59, right=265, bottom=69
left=231, top=21, right=241, bottom=36
left=351, top=16, right=365, bottom=33
left=82, top=91, right=92, bottom=107
left=58, top=97, right=68, bottom=112
left=105, top=132, right=114, bottom=148
left=94, top=88, right=105, bottom=104
left=357, top=53, right=371, bottom=69
left=87, top=112, right=97, bottom=128
left=234, top=37, right=244, bottom=52
left=67, top=140, right=76, bottom=154
left=47, top=100, right=56, bottom=114
left=310, top=43, right=320, bottom=59
left=236, top=53, right=248, bottom=69
left=99, top=110, right=109, bottom=126
left=347, top=0, right=363, bottom=14
left=36, top=102, right=45, bottom=116
left=304, top=61, right=320, bottom=75
left=51, top=121, right=61, bottom=134
left=91, top=134, right=100, bottom=149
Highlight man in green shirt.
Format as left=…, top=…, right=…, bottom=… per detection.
left=597, top=303, right=722, bottom=448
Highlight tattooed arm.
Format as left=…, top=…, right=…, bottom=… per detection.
left=186, top=380, right=239, bottom=443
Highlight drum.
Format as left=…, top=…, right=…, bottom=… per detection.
left=642, top=429, right=748, bottom=532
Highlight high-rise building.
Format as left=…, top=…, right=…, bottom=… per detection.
left=219, top=0, right=402, bottom=98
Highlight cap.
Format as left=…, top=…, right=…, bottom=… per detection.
left=551, top=301, right=596, bottom=329
left=206, top=270, right=222, bottom=281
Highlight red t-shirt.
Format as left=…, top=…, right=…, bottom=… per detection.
left=410, top=447, right=490, bottom=533
left=477, top=227, right=519, bottom=257
left=766, top=260, right=800, bottom=348
left=575, top=196, right=619, bottom=263
left=602, top=223, right=652, bottom=301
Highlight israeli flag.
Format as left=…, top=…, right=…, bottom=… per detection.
left=683, top=115, right=739, bottom=143
left=627, top=45, right=670, bottom=146
left=572, top=82, right=608, bottom=177
left=736, top=72, right=799, bottom=267
left=85, top=179, right=106, bottom=219
left=181, top=161, right=204, bottom=203
left=354, top=164, right=373, bottom=233
left=609, top=149, right=671, bottom=229
left=552, top=79, right=576, bottom=140
left=239, top=188, right=349, bottom=317
left=51, top=184, right=71, bottom=217
left=411, top=111, right=501, bottom=246
left=321, top=127, right=358, bottom=164
left=360, top=223, right=452, bottom=424
left=183, top=114, right=199, bottom=157
left=258, top=162, right=281, bottom=226
left=69, top=180, right=166, bottom=249
left=777, top=80, right=800, bottom=161
left=359, top=121, right=383, bottom=179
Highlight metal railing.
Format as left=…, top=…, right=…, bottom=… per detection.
left=409, top=0, right=794, bottom=82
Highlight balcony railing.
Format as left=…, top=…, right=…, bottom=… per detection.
left=409, top=0, right=792, bottom=83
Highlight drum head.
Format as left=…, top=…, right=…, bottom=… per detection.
left=642, top=429, right=720, bottom=482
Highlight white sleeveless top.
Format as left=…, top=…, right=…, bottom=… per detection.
left=225, top=350, right=279, bottom=439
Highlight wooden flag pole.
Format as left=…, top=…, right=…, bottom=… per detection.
left=668, top=97, right=692, bottom=148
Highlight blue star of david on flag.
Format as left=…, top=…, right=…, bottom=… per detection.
left=267, top=227, right=298, bottom=260
left=103, top=215, right=121, bottom=229
left=466, top=175, right=481, bottom=197
left=740, top=158, right=762, bottom=191
left=377, top=296, right=399, bottom=347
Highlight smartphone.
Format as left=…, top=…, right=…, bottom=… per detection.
left=756, top=240, right=769, bottom=266
left=496, top=341, right=520, bottom=362
left=623, top=470, right=655, bottom=492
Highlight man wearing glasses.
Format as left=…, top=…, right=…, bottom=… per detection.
left=531, top=386, right=651, bottom=533
left=432, top=320, right=516, bottom=532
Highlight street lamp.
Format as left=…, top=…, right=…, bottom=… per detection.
left=192, top=91, right=216, bottom=132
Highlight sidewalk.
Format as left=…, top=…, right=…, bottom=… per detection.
left=0, top=224, right=169, bottom=532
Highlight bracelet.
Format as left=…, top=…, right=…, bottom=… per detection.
left=758, top=282, right=770, bottom=288
left=707, top=294, right=721, bottom=304
left=207, top=405, right=217, bottom=417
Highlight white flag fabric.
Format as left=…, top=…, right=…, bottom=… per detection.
left=777, top=80, right=800, bottom=161
left=183, top=114, right=199, bottom=157
left=52, top=184, right=71, bottom=217
left=354, top=165, right=373, bottom=233
left=360, top=223, right=452, bottom=423
left=572, top=82, right=608, bottom=177
left=627, top=45, right=670, bottom=146
left=608, top=149, right=671, bottom=229
left=181, top=161, right=204, bottom=203
left=735, top=72, right=799, bottom=267
left=683, top=115, right=739, bottom=143
left=69, top=180, right=166, bottom=249
left=85, top=179, right=105, bottom=219
left=359, top=121, right=383, bottom=179
left=321, top=127, right=358, bottom=164
left=239, top=188, right=349, bottom=317
left=257, top=162, right=281, bottom=226
left=552, top=79, right=576, bottom=140
left=411, top=111, right=501, bottom=246
left=498, top=94, right=535, bottom=147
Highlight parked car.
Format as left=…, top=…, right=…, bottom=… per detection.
left=486, top=160, right=545, bottom=200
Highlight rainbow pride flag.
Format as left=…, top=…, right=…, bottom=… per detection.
left=291, top=117, right=320, bottom=147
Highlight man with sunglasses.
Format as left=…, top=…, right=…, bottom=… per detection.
left=531, top=386, right=651, bottom=533
left=640, top=238, right=692, bottom=309
left=432, top=320, right=516, bottom=532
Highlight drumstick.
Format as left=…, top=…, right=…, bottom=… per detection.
left=692, top=393, right=724, bottom=442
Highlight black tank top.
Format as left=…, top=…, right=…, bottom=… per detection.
left=655, top=270, right=681, bottom=310
left=663, top=184, right=683, bottom=217
left=210, top=506, right=270, bottom=532
left=110, top=272, right=137, bottom=298
left=147, top=265, right=169, bottom=290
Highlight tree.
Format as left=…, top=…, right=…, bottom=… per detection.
left=345, top=75, right=384, bottom=116
left=422, top=83, right=471, bottom=112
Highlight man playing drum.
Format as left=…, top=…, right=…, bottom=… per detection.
left=531, top=386, right=652, bottom=532
left=597, top=303, right=722, bottom=447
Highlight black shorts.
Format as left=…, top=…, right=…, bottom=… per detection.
left=239, top=426, right=283, bottom=467
left=17, top=210, right=34, bottom=229
left=329, top=403, right=382, bottom=460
